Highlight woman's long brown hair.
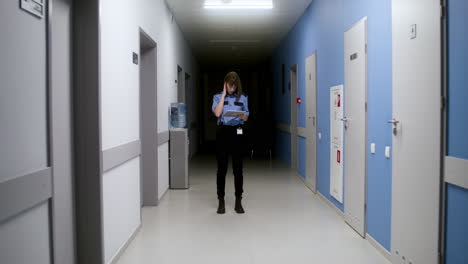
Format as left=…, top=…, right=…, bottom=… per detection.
left=224, top=71, right=242, bottom=101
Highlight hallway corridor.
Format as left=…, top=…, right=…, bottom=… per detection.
left=2, top=0, right=467, bottom=263
left=115, top=155, right=389, bottom=264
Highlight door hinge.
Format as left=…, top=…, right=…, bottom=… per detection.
left=441, top=5, right=446, bottom=19
left=441, top=96, right=446, bottom=111
left=365, top=44, right=368, bottom=54
left=365, top=102, right=368, bottom=112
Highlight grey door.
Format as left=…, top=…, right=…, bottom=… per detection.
left=140, top=30, right=158, bottom=206
left=0, top=1, right=52, bottom=263
left=343, top=17, right=368, bottom=237
left=305, top=53, right=317, bottom=193
left=177, top=66, right=185, bottom=103
left=391, top=0, right=442, bottom=263
left=185, top=73, right=193, bottom=157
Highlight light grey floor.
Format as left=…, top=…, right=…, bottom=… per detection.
left=116, top=154, right=390, bottom=264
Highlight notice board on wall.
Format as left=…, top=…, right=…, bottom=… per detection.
left=330, top=85, right=344, bottom=203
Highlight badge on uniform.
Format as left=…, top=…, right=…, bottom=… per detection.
left=237, top=128, right=243, bottom=135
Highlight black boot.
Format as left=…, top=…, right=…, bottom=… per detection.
left=217, top=199, right=225, bottom=214
left=235, top=197, right=245, bottom=214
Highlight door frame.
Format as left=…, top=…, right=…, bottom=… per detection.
left=49, top=0, right=76, bottom=262
left=305, top=52, right=318, bottom=193
left=343, top=16, right=368, bottom=238
left=74, top=0, right=105, bottom=262
left=440, top=0, right=448, bottom=261
left=290, top=65, right=298, bottom=170
left=139, top=28, right=158, bottom=206
left=177, top=65, right=184, bottom=103
left=185, top=72, right=193, bottom=158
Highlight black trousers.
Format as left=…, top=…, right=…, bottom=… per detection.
left=216, top=125, right=245, bottom=199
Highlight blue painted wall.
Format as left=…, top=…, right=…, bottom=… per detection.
left=271, top=0, right=345, bottom=214
left=445, top=0, right=468, bottom=263
left=270, top=0, right=392, bottom=251
left=447, top=0, right=468, bottom=160
left=274, top=130, right=291, bottom=166
left=343, top=1, right=393, bottom=251
left=445, top=184, right=468, bottom=264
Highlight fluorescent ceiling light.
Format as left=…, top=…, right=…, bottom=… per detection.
left=210, top=40, right=261, bottom=43
left=204, top=0, right=273, bottom=9
left=204, top=5, right=273, bottom=9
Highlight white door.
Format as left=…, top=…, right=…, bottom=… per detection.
left=305, top=53, right=317, bottom=192
left=290, top=66, right=298, bottom=169
left=391, top=0, right=441, bottom=263
left=343, top=17, right=368, bottom=237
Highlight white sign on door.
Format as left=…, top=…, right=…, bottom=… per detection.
left=330, top=85, right=343, bottom=203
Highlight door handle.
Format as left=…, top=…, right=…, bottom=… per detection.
left=308, top=116, right=316, bottom=126
left=341, top=117, right=349, bottom=129
left=388, top=119, right=399, bottom=135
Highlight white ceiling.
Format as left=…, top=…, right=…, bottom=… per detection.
left=165, top=0, right=314, bottom=66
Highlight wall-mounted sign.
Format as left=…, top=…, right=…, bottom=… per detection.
left=21, top=0, right=45, bottom=18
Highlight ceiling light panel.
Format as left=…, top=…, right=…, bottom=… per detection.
left=204, top=0, right=273, bottom=9
left=209, top=40, right=261, bottom=43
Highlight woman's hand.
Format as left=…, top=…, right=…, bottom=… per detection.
left=237, top=114, right=248, bottom=121
left=222, top=82, right=227, bottom=97
left=213, top=83, right=227, bottom=118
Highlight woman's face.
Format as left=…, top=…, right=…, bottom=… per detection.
left=227, top=83, right=237, bottom=95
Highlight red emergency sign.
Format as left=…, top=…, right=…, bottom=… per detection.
left=337, top=150, right=341, bottom=163
left=297, top=98, right=302, bottom=104
left=337, top=94, right=341, bottom=107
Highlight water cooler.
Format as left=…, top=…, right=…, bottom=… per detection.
left=169, top=103, right=189, bottom=189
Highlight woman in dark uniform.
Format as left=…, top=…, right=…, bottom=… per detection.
left=212, top=72, right=249, bottom=214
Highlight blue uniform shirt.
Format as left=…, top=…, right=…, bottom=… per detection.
left=212, top=93, right=249, bottom=126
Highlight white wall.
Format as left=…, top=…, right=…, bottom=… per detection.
left=101, top=0, right=140, bottom=151
left=137, top=0, right=199, bottom=130
left=102, top=158, right=141, bottom=262
left=158, top=142, right=170, bottom=199
left=0, top=203, right=51, bottom=264
left=99, top=0, right=198, bottom=262
left=137, top=0, right=199, bottom=202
